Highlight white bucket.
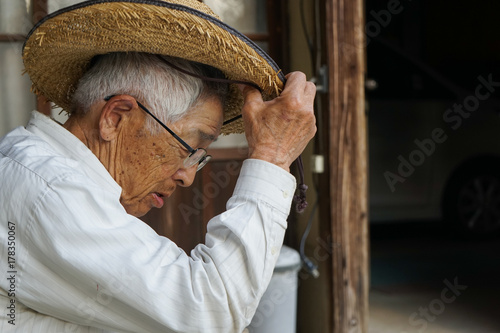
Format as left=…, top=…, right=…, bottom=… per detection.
left=248, top=245, right=301, bottom=333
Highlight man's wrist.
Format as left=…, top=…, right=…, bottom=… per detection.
left=248, top=151, right=290, bottom=173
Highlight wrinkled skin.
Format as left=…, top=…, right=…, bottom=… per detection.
left=64, top=95, right=223, bottom=217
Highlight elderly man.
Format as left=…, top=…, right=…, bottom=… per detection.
left=0, top=1, right=316, bottom=332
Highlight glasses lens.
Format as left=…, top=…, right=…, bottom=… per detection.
left=184, top=148, right=209, bottom=171
left=197, top=154, right=212, bottom=171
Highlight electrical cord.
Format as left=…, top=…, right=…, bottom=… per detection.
left=299, top=198, right=320, bottom=278
left=299, top=0, right=315, bottom=69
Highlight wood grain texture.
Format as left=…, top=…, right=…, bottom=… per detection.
left=326, top=0, right=369, bottom=331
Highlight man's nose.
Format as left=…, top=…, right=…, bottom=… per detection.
left=173, top=164, right=198, bottom=187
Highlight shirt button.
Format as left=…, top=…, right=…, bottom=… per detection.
left=282, top=190, right=289, bottom=198
left=271, top=247, right=278, bottom=255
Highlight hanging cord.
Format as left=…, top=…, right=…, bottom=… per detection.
left=293, top=156, right=319, bottom=278
left=293, top=155, right=309, bottom=213
left=157, top=55, right=263, bottom=92
left=299, top=198, right=319, bottom=278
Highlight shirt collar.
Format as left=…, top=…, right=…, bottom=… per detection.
left=26, top=111, right=122, bottom=195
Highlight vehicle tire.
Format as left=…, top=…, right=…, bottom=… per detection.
left=443, top=159, right=500, bottom=236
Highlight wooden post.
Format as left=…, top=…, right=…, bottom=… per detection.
left=325, top=0, right=369, bottom=331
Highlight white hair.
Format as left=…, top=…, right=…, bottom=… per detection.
left=71, top=52, right=228, bottom=133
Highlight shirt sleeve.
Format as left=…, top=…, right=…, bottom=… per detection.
left=18, top=159, right=296, bottom=333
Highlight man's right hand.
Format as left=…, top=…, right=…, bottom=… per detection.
left=241, top=72, right=317, bottom=172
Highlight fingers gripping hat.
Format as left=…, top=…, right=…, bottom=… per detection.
left=22, top=0, right=286, bottom=134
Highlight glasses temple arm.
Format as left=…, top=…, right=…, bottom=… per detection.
left=135, top=101, right=195, bottom=153
left=104, top=95, right=194, bottom=153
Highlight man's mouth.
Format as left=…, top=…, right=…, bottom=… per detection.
left=152, top=192, right=165, bottom=208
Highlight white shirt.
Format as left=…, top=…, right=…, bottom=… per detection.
left=0, top=112, right=296, bottom=333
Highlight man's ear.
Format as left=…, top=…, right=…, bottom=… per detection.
left=99, top=95, right=136, bottom=141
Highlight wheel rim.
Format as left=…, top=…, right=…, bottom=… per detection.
left=456, top=175, right=500, bottom=233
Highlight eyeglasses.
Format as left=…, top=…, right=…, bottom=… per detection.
left=104, top=95, right=211, bottom=171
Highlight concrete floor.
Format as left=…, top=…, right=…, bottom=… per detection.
left=369, top=222, right=500, bottom=333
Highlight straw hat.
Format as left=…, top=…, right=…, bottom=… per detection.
left=22, top=0, right=286, bottom=134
